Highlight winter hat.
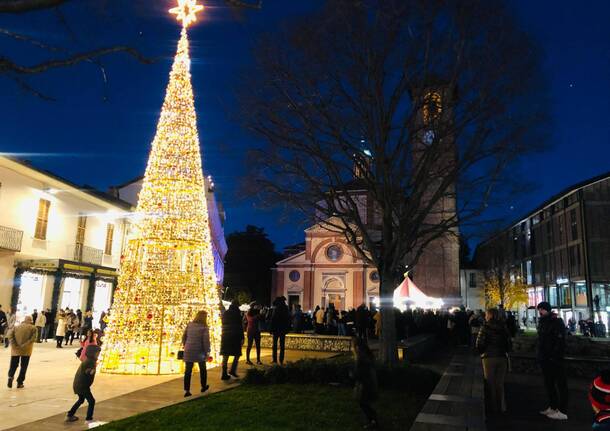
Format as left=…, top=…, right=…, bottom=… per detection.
left=590, top=370, right=610, bottom=413
left=536, top=301, right=552, bottom=312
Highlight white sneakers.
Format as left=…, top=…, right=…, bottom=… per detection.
left=539, top=407, right=568, bottom=420
left=539, top=407, right=553, bottom=415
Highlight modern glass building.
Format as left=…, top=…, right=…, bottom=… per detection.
left=475, top=172, right=610, bottom=325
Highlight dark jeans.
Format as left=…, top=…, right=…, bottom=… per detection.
left=36, top=327, right=42, bottom=342
left=540, top=360, right=568, bottom=413
left=184, top=361, right=207, bottom=392
left=65, top=330, right=74, bottom=345
left=272, top=333, right=286, bottom=364
left=359, top=400, right=377, bottom=423
left=8, top=356, right=30, bottom=384
left=56, top=336, right=64, bottom=347
left=222, top=355, right=239, bottom=376
left=68, top=388, right=95, bottom=420
left=8, top=355, right=30, bottom=384
left=246, top=333, right=261, bottom=362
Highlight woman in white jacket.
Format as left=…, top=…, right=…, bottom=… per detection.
left=55, top=312, right=66, bottom=348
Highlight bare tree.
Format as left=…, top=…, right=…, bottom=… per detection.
left=239, top=0, right=548, bottom=365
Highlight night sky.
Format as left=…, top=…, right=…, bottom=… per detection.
left=1, top=0, right=609, bottom=251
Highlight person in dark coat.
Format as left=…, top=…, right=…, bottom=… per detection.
left=536, top=301, right=568, bottom=421
left=270, top=296, right=291, bottom=365
left=66, top=344, right=100, bottom=423
left=182, top=310, right=211, bottom=397
left=220, top=300, right=244, bottom=380
left=355, top=304, right=370, bottom=341
left=476, top=308, right=512, bottom=414
left=245, top=303, right=262, bottom=365
left=353, top=336, right=378, bottom=429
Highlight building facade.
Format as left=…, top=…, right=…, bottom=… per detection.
left=0, top=157, right=130, bottom=324
left=0, top=157, right=227, bottom=325
left=474, top=172, right=610, bottom=325
left=459, top=268, right=485, bottom=311
left=272, top=221, right=381, bottom=312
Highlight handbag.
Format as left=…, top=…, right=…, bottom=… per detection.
left=75, top=347, right=83, bottom=358
left=177, top=350, right=184, bottom=360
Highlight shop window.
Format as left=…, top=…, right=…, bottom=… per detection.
left=34, top=199, right=51, bottom=240
left=592, top=283, right=609, bottom=310
left=105, top=224, right=114, bottom=255
left=574, top=282, right=588, bottom=307
left=558, top=284, right=571, bottom=307
left=549, top=285, right=558, bottom=307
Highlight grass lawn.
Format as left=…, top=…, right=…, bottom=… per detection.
left=98, top=383, right=429, bottom=431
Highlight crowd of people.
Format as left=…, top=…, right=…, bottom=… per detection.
left=3, top=298, right=610, bottom=429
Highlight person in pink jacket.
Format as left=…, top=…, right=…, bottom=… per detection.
left=79, top=330, right=99, bottom=362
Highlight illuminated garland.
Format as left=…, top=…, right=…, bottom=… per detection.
left=100, top=0, right=223, bottom=375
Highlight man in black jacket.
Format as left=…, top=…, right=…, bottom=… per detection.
left=270, top=296, right=291, bottom=365
left=536, top=301, right=568, bottom=421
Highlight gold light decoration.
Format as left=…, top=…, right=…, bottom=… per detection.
left=100, top=0, right=222, bottom=375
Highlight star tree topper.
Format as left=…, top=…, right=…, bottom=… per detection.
left=170, top=0, right=204, bottom=28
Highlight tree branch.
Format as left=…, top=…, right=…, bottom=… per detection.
left=0, top=46, right=153, bottom=74
left=0, top=0, right=69, bottom=13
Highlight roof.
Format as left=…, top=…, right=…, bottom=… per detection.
left=1, top=156, right=133, bottom=210
left=478, top=170, right=610, bottom=248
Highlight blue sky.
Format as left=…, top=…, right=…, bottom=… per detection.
left=1, top=0, right=608, bottom=250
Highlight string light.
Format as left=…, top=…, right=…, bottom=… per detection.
left=100, top=0, right=222, bottom=375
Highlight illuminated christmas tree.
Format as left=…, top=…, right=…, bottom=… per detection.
left=100, top=0, right=222, bottom=375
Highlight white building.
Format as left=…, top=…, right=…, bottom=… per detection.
left=0, top=157, right=228, bottom=326
left=459, top=268, right=485, bottom=311
left=0, top=156, right=130, bottom=323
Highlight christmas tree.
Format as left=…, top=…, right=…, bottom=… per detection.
left=100, top=0, right=222, bottom=375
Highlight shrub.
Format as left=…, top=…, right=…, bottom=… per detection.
left=243, top=356, right=439, bottom=393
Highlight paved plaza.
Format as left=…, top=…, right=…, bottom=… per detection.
left=0, top=342, right=337, bottom=430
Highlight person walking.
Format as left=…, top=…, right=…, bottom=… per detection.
left=4, top=308, right=16, bottom=348
left=270, top=296, right=291, bottom=365
left=34, top=310, right=46, bottom=343
left=99, top=311, right=107, bottom=333
left=220, top=300, right=244, bottom=380
left=66, top=344, right=101, bottom=423
left=353, top=337, right=378, bottom=429
left=56, top=311, right=67, bottom=348
left=476, top=308, right=512, bottom=415
left=245, top=303, right=262, bottom=365
left=536, top=301, right=568, bottom=421
left=181, top=310, right=210, bottom=397
left=7, top=315, right=37, bottom=388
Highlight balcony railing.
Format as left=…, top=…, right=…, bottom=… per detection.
left=0, top=225, right=24, bottom=252
left=73, top=243, right=103, bottom=266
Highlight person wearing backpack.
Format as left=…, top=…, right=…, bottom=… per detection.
left=476, top=308, right=512, bottom=415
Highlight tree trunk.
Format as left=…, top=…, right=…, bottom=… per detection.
left=379, top=277, right=398, bottom=366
